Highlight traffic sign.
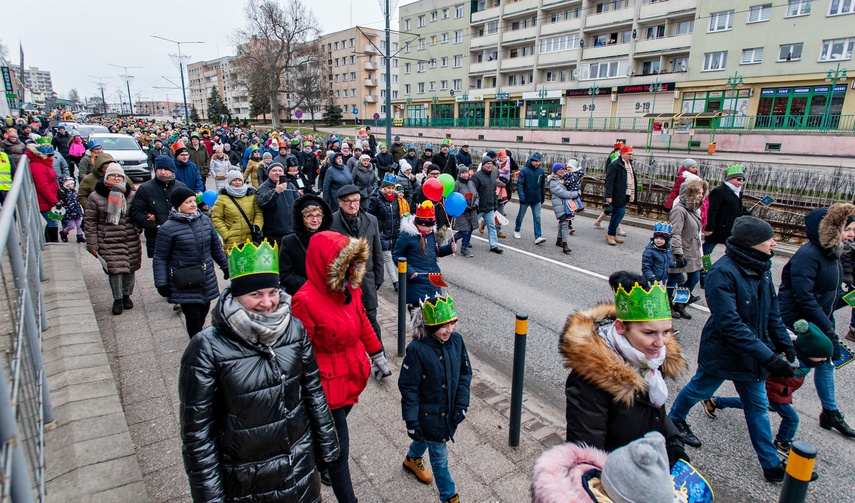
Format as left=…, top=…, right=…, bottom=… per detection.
left=373, top=113, right=380, bottom=120
left=352, top=108, right=359, bottom=115
left=294, top=109, right=303, bottom=119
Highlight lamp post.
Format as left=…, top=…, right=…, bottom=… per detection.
left=823, top=63, right=848, bottom=129
left=151, top=36, right=204, bottom=125
left=108, top=63, right=143, bottom=115
left=648, top=77, right=664, bottom=115
left=537, top=86, right=548, bottom=127
left=405, top=97, right=412, bottom=125
left=363, top=99, right=368, bottom=124
left=725, top=71, right=743, bottom=128
left=587, top=82, right=600, bottom=129
left=431, top=95, right=439, bottom=127
left=459, top=90, right=469, bottom=127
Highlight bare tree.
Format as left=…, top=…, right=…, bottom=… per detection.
left=288, top=45, right=330, bottom=131
left=232, top=0, right=320, bottom=128
left=68, top=88, right=80, bottom=103
left=0, top=39, right=8, bottom=60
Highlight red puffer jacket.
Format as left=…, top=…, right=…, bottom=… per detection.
left=26, top=148, right=59, bottom=211
left=765, top=375, right=805, bottom=405
left=291, top=230, right=382, bottom=410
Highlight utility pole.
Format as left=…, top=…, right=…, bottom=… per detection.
left=88, top=75, right=111, bottom=115
left=384, top=0, right=392, bottom=146
left=151, top=36, right=205, bottom=125
left=108, top=63, right=143, bottom=115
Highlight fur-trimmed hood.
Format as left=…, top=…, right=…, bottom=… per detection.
left=559, top=304, right=687, bottom=407
left=399, top=214, right=434, bottom=236
left=304, top=230, right=369, bottom=294
left=25, top=142, right=51, bottom=160
left=531, top=442, right=608, bottom=503
left=676, top=178, right=707, bottom=212
left=806, top=203, right=855, bottom=250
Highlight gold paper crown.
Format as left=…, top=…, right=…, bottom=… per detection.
left=420, top=294, right=459, bottom=326
left=228, top=240, right=279, bottom=279
left=615, top=281, right=671, bottom=322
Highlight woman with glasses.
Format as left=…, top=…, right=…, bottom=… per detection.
left=279, top=194, right=333, bottom=295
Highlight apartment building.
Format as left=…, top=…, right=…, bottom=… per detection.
left=134, top=100, right=182, bottom=118
left=319, top=26, right=400, bottom=121
left=22, top=66, right=54, bottom=96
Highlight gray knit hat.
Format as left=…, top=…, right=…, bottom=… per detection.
left=601, top=432, right=673, bottom=503
left=730, top=216, right=775, bottom=248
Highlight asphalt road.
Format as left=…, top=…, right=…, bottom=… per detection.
left=380, top=201, right=855, bottom=502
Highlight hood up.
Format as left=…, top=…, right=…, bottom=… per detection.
left=291, top=193, right=333, bottom=239
left=304, top=230, right=369, bottom=294
left=806, top=203, right=855, bottom=250
left=531, top=442, right=608, bottom=503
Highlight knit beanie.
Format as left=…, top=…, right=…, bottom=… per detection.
left=154, top=155, right=176, bottom=172
left=262, top=152, right=273, bottom=160
left=793, top=319, right=834, bottom=358
left=173, top=147, right=189, bottom=157
left=226, top=170, right=243, bottom=186
left=601, top=432, right=674, bottom=503
left=729, top=216, right=775, bottom=248
left=552, top=163, right=564, bottom=174
left=104, top=164, right=125, bottom=179
left=681, top=159, right=698, bottom=170
left=170, top=187, right=197, bottom=209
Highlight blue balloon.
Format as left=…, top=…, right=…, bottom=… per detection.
left=201, top=190, right=218, bottom=207
left=445, top=192, right=466, bottom=218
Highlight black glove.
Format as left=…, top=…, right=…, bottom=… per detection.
left=783, top=346, right=797, bottom=363
left=405, top=420, right=423, bottom=442
left=825, top=329, right=842, bottom=361
left=452, top=408, right=467, bottom=427
left=222, top=268, right=229, bottom=280
left=666, top=435, right=689, bottom=469
left=157, top=285, right=171, bottom=298
left=763, top=354, right=795, bottom=378
left=674, top=254, right=687, bottom=269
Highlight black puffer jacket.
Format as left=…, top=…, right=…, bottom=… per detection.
left=129, top=178, right=188, bottom=258
left=279, top=194, right=333, bottom=296
left=179, top=291, right=341, bottom=502
left=367, top=188, right=401, bottom=251
left=152, top=211, right=228, bottom=305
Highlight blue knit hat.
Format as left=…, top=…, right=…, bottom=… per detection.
left=154, top=155, right=176, bottom=172
left=552, top=163, right=564, bottom=174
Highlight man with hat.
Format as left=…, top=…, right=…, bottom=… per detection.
left=703, top=164, right=747, bottom=260
left=375, top=143, right=394, bottom=177
left=514, top=152, right=546, bottom=244
left=402, top=144, right=419, bottom=172
left=51, top=124, right=72, bottom=164
left=173, top=146, right=205, bottom=193
left=668, top=216, right=795, bottom=483
left=390, top=136, right=405, bottom=164
left=472, top=157, right=503, bottom=253
left=417, top=145, right=434, bottom=177
left=431, top=138, right=458, bottom=180
left=330, top=184, right=385, bottom=345
left=455, top=143, right=472, bottom=170
left=603, top=145, right=636, bottom=246
left=188, top=133, right=211, bottom=181
left=130, top=155, right=188, bottom=258
left=256, top=162, right=298, bottom=245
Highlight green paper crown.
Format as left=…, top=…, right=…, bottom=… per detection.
left=615, top=281, right=671, bottom=322
left=35, top=136, right=51, bottom=145
left=420, top=294, right=459, bottom=326
left=228, top=240, right=279, bottom=279
left=725, top=164, right=745, bottom=178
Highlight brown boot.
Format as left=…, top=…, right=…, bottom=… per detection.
left=614, top=235, right=625, bottom=244
left=403, top=455, right=433, bottom=484
left=444, top=495, right=460, bottom=503
left=562, top=242, right=572, bottom=254
left=846, top=328, right=855, bottom=342
left=606, top=235, right=617, bottom=246
left=556, top=237, right=563, bottom=247
left=497, top=232, right=507, bottom=239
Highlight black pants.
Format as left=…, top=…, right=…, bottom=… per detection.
left=326, top=405, right=356, bottom=502
left=365, top=306, right=383, bottom=349
left=181, top=302, right=210, bottom=338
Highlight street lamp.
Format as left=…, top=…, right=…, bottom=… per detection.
left=431, top=95, right=439, bottom=127
left=151, top=35, right=204, bottom=125
left=823, top=63, right=848, bottom=129
left=364, top=99, right=368, bottom=124
left=725, top=71, right=744, bottom=127
left=587, top=82, right=600, bottom=129
left=460, top=90, right=469, bottom=127
left=108, top=63, right=143, bottom=115
left=537, top=86, right=548, bottom=127
left=648, top=77, right=664, bottom=114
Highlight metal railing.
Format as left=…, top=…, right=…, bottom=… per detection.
left=0, top=155, right=54, bottom=503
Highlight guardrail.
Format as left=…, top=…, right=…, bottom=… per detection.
left=0, top=155, right=54, bottom=502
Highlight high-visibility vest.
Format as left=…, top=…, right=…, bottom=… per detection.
left=0, top=152, right=11, bottom=191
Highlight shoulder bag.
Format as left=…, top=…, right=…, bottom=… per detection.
left=171, top=222, right=207, bottom=290
left=228, top=195, right=263, bottom=244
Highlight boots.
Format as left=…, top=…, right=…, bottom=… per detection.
left=606, top=235, right=617, bottom=246
left=673, top=303, right=692, bottom=320
left=60, top=229, right=69, bottom=242
left=613, top=235, right=625, bottom=244
left=556, top=236, right=563, bottom=247
left=671, top=304, right=683, bottom=319
left=444, top=495, right=460, bottom=503
left=819, top=409, right=855, bottom=437
left=112, top=300, right=123, bottom=315
left=45, top=227, right=59, bottom=243
left=699, top=271, right=706, bottom=289
left=593, top=214, right=605, bottom=229
left=122, top=295, right=134, bottom=310
left=76, top=234, right=86, bottom=243
left=561, top=242, right=571, bottom=254
left=403, top=455, right=433, bottom=484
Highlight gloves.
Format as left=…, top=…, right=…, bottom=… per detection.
left=783, top=346, right=797, bottom=363
left=824, top=329, right=842, bottom=361
left=666, top=435, right=689, bottom=469
left=452, top=408, right=467, bottom=427
left=222, top=268, right=229, bottom=280
left=369, top=351, right=392, bottom=380
left=763, top=354, right=795, bottom=378
left=157, top=285, right=171, bottom=298
left=405, top=420, right=424, bottom=441
left=674, top=254, right=687, bottom=269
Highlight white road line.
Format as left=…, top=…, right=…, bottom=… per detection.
left=470, top=235, right=711, bottom=314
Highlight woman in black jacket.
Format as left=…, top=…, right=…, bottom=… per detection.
left=367, top=179, right=402, bottom=291
left=279, top=194, right=333, bottom=296
left=179, top=241, right=340, bottom=502
left=153, top=187, right=229, bottom=337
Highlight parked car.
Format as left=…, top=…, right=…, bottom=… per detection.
left=88, top=133, right=150, bottom=181
left=59, top=123, right=109, bottom=141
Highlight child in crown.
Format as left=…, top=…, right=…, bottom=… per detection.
left=642, top=222, right=676, bottom=294
left=398, top=293, right=471, bottom=503
left=393, top=201, right=455, bottom=308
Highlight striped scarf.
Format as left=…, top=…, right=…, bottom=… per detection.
left=624, top=161, right=636, bottom=202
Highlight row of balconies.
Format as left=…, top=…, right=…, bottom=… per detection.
left=472, top=0, right=694, bottom=24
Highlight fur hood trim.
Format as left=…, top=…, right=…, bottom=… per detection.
left=304, top=231, right=369, bottom=294
left=26, top=142, right=49, bottom=159
left=677, top=178, right=706, bottom=211
left=400, top=214, right=434, bottom=236
left=531, top=442, right=607, bottom=503
left=559, top=303, right=687, bottom=407
left=327, top=236, right=369, bottom=292
left=818, top=203, right=855, bottom=250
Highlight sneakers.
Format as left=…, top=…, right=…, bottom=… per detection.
left=60, top=230, right=69, bottom=242
left=489, top=247, right=503, bottom=254
left=673, top=304, right=693, bottom=320
left=403, top=455, right=433, bottom=484
left=461, top=247, right=473, bottom=258
left=497, top=232, right=507, bottom=239
left=819, top=408, right=855, bottom=437
left=607, top=235, right=617, bottom=246
left=112, top=300, right=123, bottom=316
left=673, top=420, right=702, bottom=448
left=534, top=237, right=546, bottom=245
left=763, top=464, right=785, bottom=483
left=444, top=495, right=460, bottom=503
left=774, top=440, right=791, bottom=457
left=568, top=228, right=576, bottom=235
left=122, top=295, right=134, bottom=310
left=702, top=398, right=718, bottom=419
left=513, top=231, right=521, bottom=239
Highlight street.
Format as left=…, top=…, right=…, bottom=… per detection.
left=378, top=201, right=855, bottom=502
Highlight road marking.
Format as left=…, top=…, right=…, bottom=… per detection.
left=470, top=236, right=711, bottom=314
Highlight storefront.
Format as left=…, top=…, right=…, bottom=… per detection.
left=489, top=93, right=521, bottom=128
left=431, top=103, right=455, bottom=128
left=457, top=95, right=485, bottom=128
left=522, top=90, right=563, bottom=128
left=756, top=84, right=847, bottom=129
left=407, top=104, right=428, bottom=127
left=680, top=89, right=751, bottom=128
left=564, top=87, right=612, bottom=128
left=615, top=82, right=676, bottom=118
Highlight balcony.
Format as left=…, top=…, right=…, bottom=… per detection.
left=501, top=54, right=536, bottom=71
left=364, top=79, right=376, bottom=87
left=582, top=42, right=631, bottom=60
left=503, top=0, right=539, bottom=16
left=471, top=32, right=500, bottom=49
left=633, top=33, right=692, bottom=55
left=472, top=6, right=501, bottom=23
left=364, top=95, right=375, bottom=103
left=638, top=0, right=697, bottom=20
left=539, top=18, right=582, bottom=37
left=584, top=8, right=634, bottom=29
left=538, top=49, right=580, bottom=67
left=364, top=61, right=375, bottom=71
left=503, top=26, right=538, bottom=44
left=364, top=44, right=378, bottom=54
left=470, top=60, right=499, bottom=74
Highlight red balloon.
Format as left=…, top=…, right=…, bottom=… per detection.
left=423, top=178, right=444, bottom=202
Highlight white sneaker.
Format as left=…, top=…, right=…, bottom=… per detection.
left=513, top=231, right=521, bottom=239
left=534, top=237, right=546, bottom=244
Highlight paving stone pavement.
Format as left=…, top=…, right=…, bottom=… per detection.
left=70, top=238, right=563, bottom=502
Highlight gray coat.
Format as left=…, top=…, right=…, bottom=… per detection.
left=548, top=174, right=578, bottom=219
left=452, top=177, right=479, bottom=232
left=668, top=200, right=703, bottom=274
left=330, top=210, right=384, bottom=310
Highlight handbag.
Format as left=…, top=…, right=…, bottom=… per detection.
left=228, top=195, right=263, bottom=244
left=171, top=226, right=207, bottom=290
left=603, top=203, right=614, bottom=216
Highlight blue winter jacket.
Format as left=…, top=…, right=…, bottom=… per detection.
left=398, top=331, right=471, bottom=443
left=516, top=162, right=545, bottom=206
left=698, top=243, right=792, bottom=381
left=392, top=217, right=454, bottom=305
left=152, top=211, right=228, bottom=305
left=174, top=159, right=205, bottom=193
left=641, top=241, right=674, bottom=286
left=455, top=149, right=472, bottom=169
left=322, top=159, right=354, bottom=214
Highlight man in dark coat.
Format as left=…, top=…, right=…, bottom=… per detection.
left=375, top=143, right=394, bottom=178
left=431, top=139, right=458, bottom=180
left=146, top=138, right=172, bottom=170
left=669, top=217, right=795, bottom=483
left=472, top=158, right=502, bottom=253
left=51, top=125, right=72, bottom=162
left=704, top=164, right=747, bottom=256
left=130, top=155, right=187, bottom=258
left=188, top=134, right=211, bottom=180
left=256, top=162, right=299, bottom=244
left=455, top=144, right=472, bottom=170
left=603, top=145, right=636, bottom=246
left=514, top=153, right=546, bottom=244
left=389, top=136, right=405, bottom=164
left=365, top=126, right=378, bottom=154
left=330, top=184, right=385, bottom=345
left=416, top=146, right=434, bottom=176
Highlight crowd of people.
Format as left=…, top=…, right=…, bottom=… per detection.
left=4, top=113, right=854, bottom=501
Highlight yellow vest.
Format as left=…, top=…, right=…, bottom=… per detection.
left=0, top=152, right=11, bottom=191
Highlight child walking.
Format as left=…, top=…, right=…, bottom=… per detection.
left=452, top=167, right=479, bottom=258
left=560, top=159, right=585, bottom=234
left=392, top=201, right=455, bottom=307
left=399, top=294, right=472, bottom=503
left=642, top=222, right=675, bottom=290
left=58, top=175, right=85, bottom=243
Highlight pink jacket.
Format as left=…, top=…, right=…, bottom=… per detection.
left=531, top=442, right=608, bottom=503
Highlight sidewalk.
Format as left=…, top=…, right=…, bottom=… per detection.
left=63, top=239, right=565, bottom=502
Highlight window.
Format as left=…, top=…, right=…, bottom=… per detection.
left=585, top=61, right=621, bottom=79
left=393, top=58, right=399, bottom=68
left=545, top=71, right=557, bottom=82
left=418, top=83, right=425, bottom=93
left=405, top=84, right=411, bottom=94
left=829, top=0, right=855, bottom=15
left=404, top=63, right=411, bottom=74
left=486, top=20, right=499, bottom=34
left=441, top=80, right=448, bottom=89
left=430, top=35, right=437, bottom=45
left=646, top=25, right=665, bottom=39
left=672, top=57, right=688, bottom=72
left=641, top=60, right=660, bottom=75
left=334, top=42, right=339, bottom=50
left=335, top=75, right=341, bottom=82
left=455, top=31, right=464, bottom=44
left=418, top=15, right=426, bottom=27
left=508, top=75, right=518, bottom=86
left=334, top=58, right=340, bottom=66
left=709, top=10, right=734, bottom=31
left=442, top=33, right=449, bottom=44
left=820, top=37, right=854, bottom=60
left=742, top=47, right=764, bottom=64
left=393, top=42, right=399, bottom=51
left=351, top=88, right=356, bottom=97
left=419, top=39, right=426, bottom=50
left=429, top=81, right=436, bottom=91
left=393, top=74, right=398, bottom=83
left=453, top=79, right=462, bottom=91
left=454, top=55, right=463, bottom=67
left=677, top=20, right=694, bottom=35
left=351, top=72, right=356, bottom=80
left=335, top=90, right=341, bottom=98
left=441, top=56, right=449, bottom=67
left=393, top=91, right=398, bottom=99
left=703, top=51, right=728, bottom=70
left=404, top=42, right=411, bottom=53
left=405, top=19, right=411, bottom=30
left=343, top=73, right=349, bottom=82
left=431, top=11, right=437, bottom=22
left=350, top=56, right=355, bottom=64
left=430, top=59, right=437, bottom=68
left=342, top=89, right=348, bottom=97
left=350, top=38, right=355, bottom=47
left=540, top=34, right=580, bottom=53
left=442, top=8, right=449, bottom=18
left=748, top=4, right=772, bottom=22
left=786, top=0, right=811, bottom=16
left=455, top=4, right=464, bottom=18
left=417, top=61, right=426, bottom=72
left=778, top=43, right=803, bottom=61
left=596, top=1, right=623, bottom=13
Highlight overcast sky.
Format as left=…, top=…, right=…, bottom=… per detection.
left=2, top=0, right=409, bottom=103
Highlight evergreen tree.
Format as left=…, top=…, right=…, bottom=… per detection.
left=249, top=92, right=270, bottom=119
left=189, top=105, right=201, bottom=123
left=206, top=87, right=231, bottom=123
left=322, top=102, right=343, bottom=127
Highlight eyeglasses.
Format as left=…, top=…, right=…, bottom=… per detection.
left=735, top=177, right=745, bottom=182
left=339, top=198, right=361, bottom=205
left=304, top=214, right=323, bottom=220
left=106, top=174, right=124, bottom=180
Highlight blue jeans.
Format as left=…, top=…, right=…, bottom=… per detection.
left=408, top=440, right=455, bottom=501
left=453, top=231, right=472, bottom=249
left=40, top=210, right=59, bottom=228
left=669, top=367, right=780, bottom=468
left=667, top=270, right=700, bottom=299
left=713, top=397, right=800, bottom=444
left=514, top=202, right=542, bottom=239
left=478, top=210, right=498, bottom=248
left=813, top=360, right=837, bottom=410
left=607, top=206, right=626, bottom=237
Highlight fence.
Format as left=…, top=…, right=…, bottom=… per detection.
left=0, top=156, right=54, bottom=502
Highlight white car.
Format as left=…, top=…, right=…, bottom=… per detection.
left=89, top=133, right=150, bottom=181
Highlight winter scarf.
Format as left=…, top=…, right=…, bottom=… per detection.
left=219, top=288, right=292, bottom=347
left=624, top=160, right=636, bottom=201
left=105, top=178, right=127, bottom=226
left=725, top=238, right=773, bottom=274
left=170, top=208, right=201, bottom=221
left=600, top=323, right=668, bottom=407
left=156, top=170, right=175, bottom=183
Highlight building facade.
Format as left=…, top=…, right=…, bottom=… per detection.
left=22, top=66, right=53, bottom=96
